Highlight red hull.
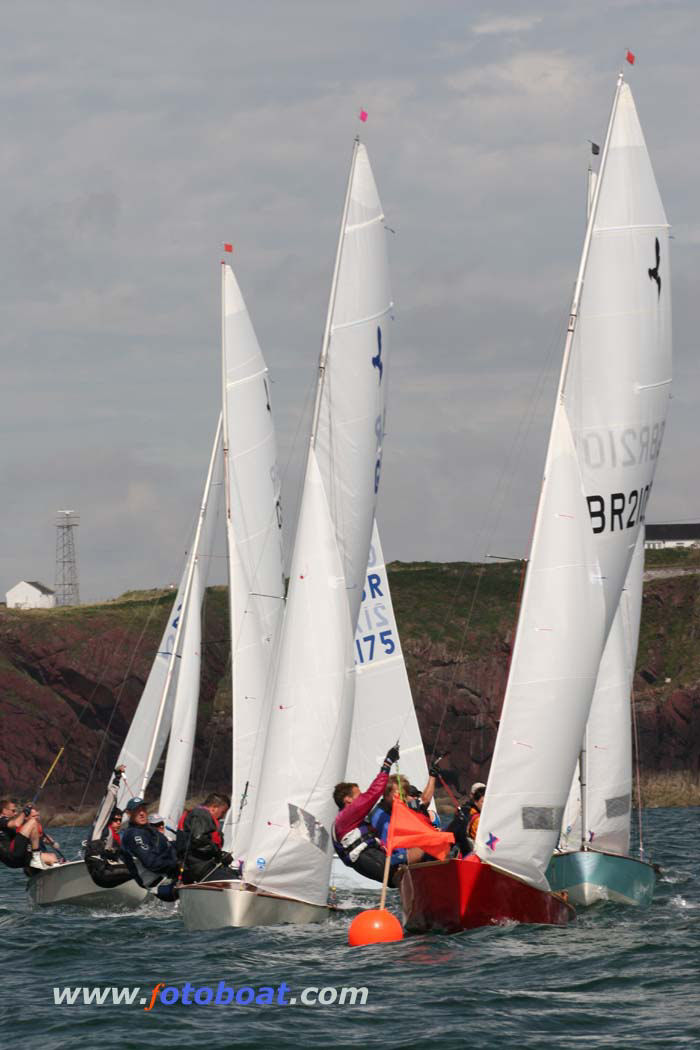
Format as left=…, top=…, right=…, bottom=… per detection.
left=400, top=855, right=575, bottom=934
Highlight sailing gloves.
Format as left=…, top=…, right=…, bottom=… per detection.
left=381, top=744, right=400, bottom=773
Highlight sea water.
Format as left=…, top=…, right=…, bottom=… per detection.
left=1, top=806, right=697, bottom=1049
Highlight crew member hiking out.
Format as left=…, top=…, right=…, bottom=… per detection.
left=120, top=798, right=180, bottom=901
left=0, top=799, right=59, bottom=871
left=176, top=793, right=239, bottom=884
left=84, top=767, right=133, bottom=889
left=332, top=743, right=401, bottom=886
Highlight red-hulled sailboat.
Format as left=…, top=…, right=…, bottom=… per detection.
left=401, top=70, right=671, bottom=933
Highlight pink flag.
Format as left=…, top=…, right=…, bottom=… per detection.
left=223, top=243, right=233, bottom=253
left=359, top=109, right=368, bottom=122
left=626, top=50, right=635, bottom=65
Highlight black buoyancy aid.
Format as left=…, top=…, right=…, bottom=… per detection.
left=332, top=820, right=381, bottom=867
left=176, top=807, right=222, bottom=857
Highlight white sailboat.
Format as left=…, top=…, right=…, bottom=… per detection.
left=179, top=137, right=394, bottom=930
left=548, top=529, right=655, bottom=904
left=401, top=73, right=671, bottom=932
left=27, top=425, right=224, bottom=907
left=331, top=520, right=431, bottom=891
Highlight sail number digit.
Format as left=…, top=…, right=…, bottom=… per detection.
left=586, top=485, right=651, bottom=534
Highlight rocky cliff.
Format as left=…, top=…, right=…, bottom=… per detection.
left=0, top=551, right=698, bottom=818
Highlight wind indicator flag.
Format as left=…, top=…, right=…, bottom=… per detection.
left=626, top=49, right=635, bottom=65
left=223, top=243, right=233, bottom=253
left=589, top=140, right=600, bottom=156
left=359, top=108, right=368, bottom=122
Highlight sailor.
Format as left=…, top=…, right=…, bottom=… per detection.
left=0, top=799, right=59, bottom=870
left=84, top=767, right=133, bottom=888
left=447, top=782, right=485, bottom=857
left=176, top=793, right=238, bottom=884
left=371, top=772, right=443, bottom=866
left=332, top=744, right=401, bottom=886
left=120, top=798, right=180, bottom=901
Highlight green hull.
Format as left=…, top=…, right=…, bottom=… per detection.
left=546, top=850, right=655, bottom=907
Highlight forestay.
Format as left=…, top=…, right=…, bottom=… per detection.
left=560, top=528, right=644, bottom=855
left=476, top=80, right=671, bottom=889
left=243, top=141, right=392, bottom=906
left=220, top=263, right=285, bottom=861
left=345, top=522, right=429, bottom=795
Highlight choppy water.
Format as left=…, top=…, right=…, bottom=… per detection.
left=2, top=807, right=698, bottom=1050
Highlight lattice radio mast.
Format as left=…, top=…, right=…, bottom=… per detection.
left=55, top=510, right=80, bottom=606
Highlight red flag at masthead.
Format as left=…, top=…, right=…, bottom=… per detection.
left=626, top=50, right=635, bottom=65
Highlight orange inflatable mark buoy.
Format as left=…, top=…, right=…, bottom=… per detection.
left=348, top=908, right=404, bottom=947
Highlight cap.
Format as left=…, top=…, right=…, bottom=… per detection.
left=125, top=797, right=146, bottom=813
left=470, top=782, right=486, bottom=797
left=148, top=813, right=165, bottom=825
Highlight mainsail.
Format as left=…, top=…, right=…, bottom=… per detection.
left=219, top=262, right=285, bottom=861
left=476, top=78, right=671, bottom=889
left=345, top=521, right=429, bottom=795
left=243, top=140, right=393, bottom=906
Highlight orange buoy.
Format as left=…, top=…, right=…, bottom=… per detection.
left=348, top=908, right=404, bottom=947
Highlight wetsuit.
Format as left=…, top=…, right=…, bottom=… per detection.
left=121, top=824, right=179, bottom=900
left=84, top=771, right=133, bottom=888
left=332, top=770, right=401, bottom=887
left=177, top=807, right=238, bottom=884
left=0, top=815, right=32, bottom=870
left=85, top=824, right=132, bottom=889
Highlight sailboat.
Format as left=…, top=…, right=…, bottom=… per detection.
left=330, top=520, right=432, bottom=891
left=26, top=425, right=224, bottom=907
left=546, top=529, right=655, bottom=905
left=400, top=73, right=671, bottom=933
left=179, top=136, right=393, bottom=930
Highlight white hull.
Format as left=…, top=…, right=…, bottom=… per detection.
left=26, top=859, right=147, bottom=908
left=178, top=880, right=331, bottom=931
left=330, top=856, right=383, bottom=893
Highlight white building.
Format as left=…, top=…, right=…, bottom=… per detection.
left=645, top=524, right=700, bottom=550
left=6, top=580, right=56, bottom=609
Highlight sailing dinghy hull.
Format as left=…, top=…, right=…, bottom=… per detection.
left=546, top=850, right=655, bottom=907
left=26, top=859, right=147, bottom=908
left=178, top=880, right=331, bottom=931
left=400, top=855, right=575, bottom=934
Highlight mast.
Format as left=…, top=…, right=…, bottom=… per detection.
left=220, top=260, right=237, bottom=786
left=138, top=415, right=223, bottom=796
left=557, top=73, right=624, bottom=403
left=308, top=136, right=361, bottom=448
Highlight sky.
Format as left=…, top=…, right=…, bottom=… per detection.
left=1, top=1, right=698, bottom=603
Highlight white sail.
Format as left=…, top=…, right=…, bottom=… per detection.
left=345, top=521, right=429, bottom=794
left=112, top=426, right=224, bottom=811
left=560, top=528, right=644, bottom=855
left=314, top=143, right=393, bottom=632
left=220, top=262, right=285, bottom=860
left=114, top=576, right=188, bottom=809
left=243, top=141, right=392, bottom=906
left=158, top=430, right=224, bottom=835
left=476, top=80, right=671, bottom=889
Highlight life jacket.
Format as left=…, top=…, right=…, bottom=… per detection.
left=467, top=806, right=480, bottom=841
left=176, top=807, right=222, bottom=856
left=332, top=819, right=381, bottom=867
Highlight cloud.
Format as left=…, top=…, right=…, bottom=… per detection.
left=472, top=15, right=543, bottom=36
